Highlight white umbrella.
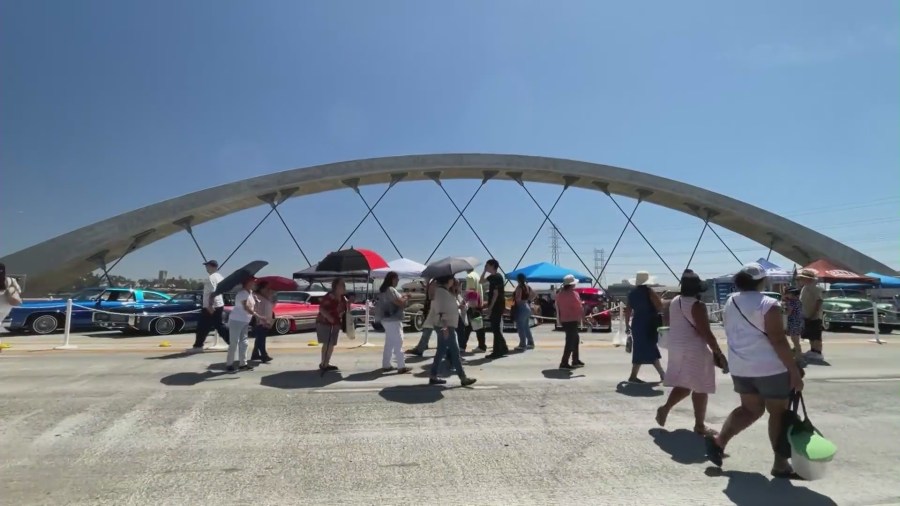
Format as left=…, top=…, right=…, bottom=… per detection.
left=421, top=256, right=480, bottom=279
left=371, top=258, right=428, bottom=279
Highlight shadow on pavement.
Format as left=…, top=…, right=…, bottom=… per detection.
left=615, top=381, right=664, bottom=397
left=378, top=385, right=444, bottom=404
left=146, top=350, right=198, bottom=360
left=160, top=371, right=234, bottom=386
left=343, top=369, right=387, bottom=382
left=649, top=428, right=707, bottom=464
left=260, top=370, right=343, bottom=389
left=541, top=368, right=584, bottom=380
left=705, top=468, right=837, bottom=506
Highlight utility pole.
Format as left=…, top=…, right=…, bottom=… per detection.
left=549, top=226, right=560, bottom=265
left=594, top=248, right=606, bottom=287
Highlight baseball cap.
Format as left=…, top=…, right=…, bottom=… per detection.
left=739, top=262, right=767, bottom=281
left=203, top=260, right=219, bottom=267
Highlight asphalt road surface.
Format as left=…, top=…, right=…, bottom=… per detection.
left=1, top=329, right=899, bottom=505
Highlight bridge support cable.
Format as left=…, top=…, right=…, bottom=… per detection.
left=173, top=217, right=208, bottom=263
left=682, top=208, right=713, bottom=274
left=765, top=234, right=779, bottom=262
left=708, top=223, right=743, bottom=266
left=594, top=199, right=643, bottom=287
left=342, top=177, right=403, bottom=259
left=596, top=184, right=679, bottom=282
left=427, top=171, right=506, bottom=276
left=511, top=184, right=570, bottom=272
left=264, top=188, right=311, bottom=267
left=220, top=195, right=282, bottom=269
left=511, top=174, right=608, bottom=291
left=337, top=173, right=406, bottom=252
left=88, top=229, right=155, bottom=284
left=423, top=180, right=487, bottom=264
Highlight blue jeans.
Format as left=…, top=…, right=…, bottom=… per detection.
left=414, top=327, right=433, bottom=352
left=516, top=306, right=534, bottom=347
left=430, top=327, right=466, bottom=378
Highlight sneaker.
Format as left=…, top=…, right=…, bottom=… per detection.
left=804, top=351, right=824, bottom=361
left=628, top=377, right=646, bottom=384
left=381, top=366, right=396, bottom=372
left=239, top=364, right=254, bottom=371
left=526, top=344, right=535, bottom=350
left=572, top=360, right=585, bottom=368
left=188, top=346, right=204, bottom=353
left=226, top=366, right=238, bottom=374
left=405, top=349, right=424, bottom=357
left=516, top=345, right=527, bottom=351
left=326, top=365, right=339, bottom=371
left=397, top=367, right=412, bottom=374
left=460, top=377, right=477, bottom=387
left=559, top=363, right=575, bottom=370
left=261, top=356, right=273, bottom=364
left=429, top=377, right=447, bottom=385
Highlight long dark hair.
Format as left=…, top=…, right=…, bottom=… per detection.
left=0, top=263, right=6, bottom=290
left=379, top=271, right=398, bottom=293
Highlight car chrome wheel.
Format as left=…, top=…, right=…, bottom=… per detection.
left=412, top=312, right=424, bottom=332
left=274, top=318, right=291, bottom=335
left=153, top=317, right=176, bottom=335
left=31, top=314, right=59, bottom=334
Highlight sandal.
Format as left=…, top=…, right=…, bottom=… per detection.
left=771, top=468, right=804, bottom=480
left=705, top=435, right=725, bottom=467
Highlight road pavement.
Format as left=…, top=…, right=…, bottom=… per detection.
left=1, top=327, right=899, bottom=505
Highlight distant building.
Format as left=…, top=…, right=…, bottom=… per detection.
left=158, top=270, right=168, bottom=285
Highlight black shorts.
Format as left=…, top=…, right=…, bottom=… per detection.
left=802, top=319, right=823, bottom=341
left=732, top=372, right=791, bottom=400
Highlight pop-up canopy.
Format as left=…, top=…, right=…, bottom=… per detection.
left=371, top=258, right=428, bottom=279
left=802, top=259, right=877, bottom=284
left=506, top=262, right=592, bottom=283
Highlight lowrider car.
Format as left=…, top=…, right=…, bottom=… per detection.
left=4, top=287, right=171, bottom=334
left=93, top=291, right=234, bottom=335
left=823, top=296, right=899, bottom=333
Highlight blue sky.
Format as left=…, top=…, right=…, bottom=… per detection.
left=1, top=0, right=897, bottom=285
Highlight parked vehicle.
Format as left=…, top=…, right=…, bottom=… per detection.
left=93, top=291, right=234, bottom=336
left=822, top=296, right=899, bottom=333
left=370, top=281, right=427, bottom=333
left=3, top=287, right=171, bottom=334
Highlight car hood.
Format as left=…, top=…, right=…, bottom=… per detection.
left=825, top=298, right=880, bottom=311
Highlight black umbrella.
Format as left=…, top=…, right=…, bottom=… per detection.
left=214, top=260, right=268, bottom=296
left=421, top=256, right=480, bottom=279
left=316, top=248, right=388, bottom=272
left=293, top=263, right=371, bottom=281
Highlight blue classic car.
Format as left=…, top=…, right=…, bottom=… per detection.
left=94, top=291, right=234, bottom=335
left=2, top=287, right=171, bottom=334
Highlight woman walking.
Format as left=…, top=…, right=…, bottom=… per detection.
left=625, top=271, right=665, bottom=383
left=705, top=263, right=805, bottom=478
left=250, top=281, right=275, bottom=364
left=655, top=270, right=726, bottom=436
left=514, top=273, right=535, bottom=350
left=0, top=263, right=23, bottom=350
left=226, top=277, right=259, bottom=373
left=316, top=278, right=348, bottom=373
left=556, top=275, right=585, bottom=369
left=378, top=272, right=411, bottom=374
left=426, top=276, right=477, bottom=386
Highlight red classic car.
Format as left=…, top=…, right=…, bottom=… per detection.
left=225, top=291, right=367, bottom=335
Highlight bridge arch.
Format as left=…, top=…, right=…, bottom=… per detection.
left=2, top=153, right=890, bottom=294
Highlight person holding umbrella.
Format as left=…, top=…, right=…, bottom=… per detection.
left=316, top=278, right=348, bottom=372
left=378, top=272, right=412, bottom=374
left=426, top=276, right=477, bottom=387
left=250, top=280, right=275, bottom=364
left=226, top=276, right=260, bottom=373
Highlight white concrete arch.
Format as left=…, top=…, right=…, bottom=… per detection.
left=2, top=154, right=891, bottom=294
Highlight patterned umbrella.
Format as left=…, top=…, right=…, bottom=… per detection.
left=315, top=248, right=388, bottom=272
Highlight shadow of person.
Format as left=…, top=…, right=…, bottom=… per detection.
left=403, top=355, right=430, bottom=364
left=160, top=371, right=233, bottom=386
left=649, top=428, right=707, bottom=464
left=615, top=381, right=664, bottom=397
left=260, top=370, right=343, bottom=389
left=378, top=385, right=445, bottom=404
left=145, top=350, right=199, bottom=360
left=541, top=368, right=585, bottom=380
left=343, top=369, right=387, bottom=382
left=705, top=468, right=837, bottom=506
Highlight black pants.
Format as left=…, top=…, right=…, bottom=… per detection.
left=490, top=309, right=508, bottom=354
left=251, top=325, right=270, bottom=359
left=561, top=321, right=580, bottom=364
left=460, top=310, right=486, bottom=350
left=193, top=307, right=229, bottom=347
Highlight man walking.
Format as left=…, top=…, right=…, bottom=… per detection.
left=797, top=269, right=824, bottom=361
left=191, top=260, right=229, bottom=351
left=484, top=259, right=510, bottom=359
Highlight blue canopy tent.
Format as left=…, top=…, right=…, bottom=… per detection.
left=755, top=258, right=792, bottom=282
left=506, top=262, right=593, bottom=284
left=832, top=272, right=900, bottom=290
left=713, top=258, right=792, bottom=304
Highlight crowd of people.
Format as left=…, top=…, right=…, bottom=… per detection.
left=186, top=257, right=827, bottom=475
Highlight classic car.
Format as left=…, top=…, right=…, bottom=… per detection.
left=3, top=287, right=171, bottom=334
left=370, top=281, right=429, bottom=333
left=822, top=296, right=899, bottom=334
left=224, top=291, right=368, bottom=334
left=93, top=291, right=235, bottom=335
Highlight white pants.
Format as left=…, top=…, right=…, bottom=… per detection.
left=0, top=304, right=11, bottom=340
left=382, top=320, right=405, bottom=369
left=227, top=320, right=250, bottom=367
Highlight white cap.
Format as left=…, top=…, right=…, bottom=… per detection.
left=740, top=262, right=767, bottom=281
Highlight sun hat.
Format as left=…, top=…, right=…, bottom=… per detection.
left=739, top=262, right=767, bottom=281
left=796, top=268, right=818, bottom=280
left=635, top=271, right=650, bottom=286
left=562, top=274, right=578, bottom=286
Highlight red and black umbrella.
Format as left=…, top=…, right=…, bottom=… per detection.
left=315, top=248, right=388, bottom=273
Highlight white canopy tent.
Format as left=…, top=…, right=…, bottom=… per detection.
left=371, top=258, right=428, bottom=279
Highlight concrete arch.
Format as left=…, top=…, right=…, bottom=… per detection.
left=2, top=154, right=891, bottom=294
